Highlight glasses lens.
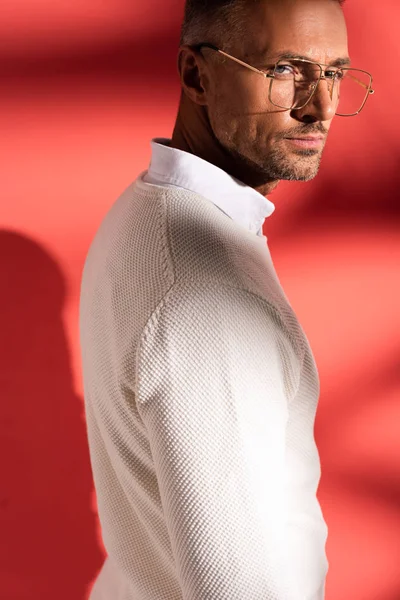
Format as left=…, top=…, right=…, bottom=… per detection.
left=270, top=59, right=322, bottom=110
left=334, top=68, right=371, bottom=115
left=270, top=61, right=372, bottom=116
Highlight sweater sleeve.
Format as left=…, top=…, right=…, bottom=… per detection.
left=135, top=281, right=299, bottom=600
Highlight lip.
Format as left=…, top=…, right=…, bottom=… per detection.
left=284, top=136, right=325, bottom=149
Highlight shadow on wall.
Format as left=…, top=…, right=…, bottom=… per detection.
left=0, top=230, right=103, bottom=600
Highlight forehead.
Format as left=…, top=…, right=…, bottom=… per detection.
left=240, top=0, right=348, bottom=65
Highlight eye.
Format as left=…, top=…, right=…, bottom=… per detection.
left=325, top=69, right=343, bottom=80
left=274, top=64, right=296, bottom=77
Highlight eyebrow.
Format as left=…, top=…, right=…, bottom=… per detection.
left=258, top=50, right=351, bottom=67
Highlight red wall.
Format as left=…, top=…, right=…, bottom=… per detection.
left=1, top=1, right=399, bottom=599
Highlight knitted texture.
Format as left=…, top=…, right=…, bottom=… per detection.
left=79, top=176, right=329, bottom=600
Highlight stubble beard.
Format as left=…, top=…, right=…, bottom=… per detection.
left=220, top=139, right=323, bottom=183
left=210, top=109, right=327, bottom=183
left=259, top=144, right=323, bottom=181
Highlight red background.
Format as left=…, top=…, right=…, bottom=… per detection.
left=1, top=1, right=399, bottom=599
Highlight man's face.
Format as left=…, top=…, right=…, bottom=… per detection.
left=205, top=0, right=349, bottom=181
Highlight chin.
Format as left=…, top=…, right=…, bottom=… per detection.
left=255, top=145, right=323, bottom=182
left=289, top=171, right=319, bottom=182
left=278, top=153, right=322, bottom=181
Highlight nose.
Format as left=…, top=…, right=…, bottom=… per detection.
left=290, top=77, right=336, bottom=123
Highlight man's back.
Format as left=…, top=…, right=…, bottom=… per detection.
left=79, top=175, right=328, bottom=599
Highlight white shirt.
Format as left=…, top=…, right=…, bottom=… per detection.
left=143, top=137, right=275, bottom=238
left=79, top=139, right=329, bottom=600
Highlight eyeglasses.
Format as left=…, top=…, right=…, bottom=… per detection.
left=193, top=43, right=375, bottom=117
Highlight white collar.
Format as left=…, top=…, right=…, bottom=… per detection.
left=144, top=138, right=275, bottom=236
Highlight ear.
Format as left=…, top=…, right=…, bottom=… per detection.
left=177, top=45, right=210, bottom=106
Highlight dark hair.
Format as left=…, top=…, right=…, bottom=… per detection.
left=180, top=0, right=345, bottom=52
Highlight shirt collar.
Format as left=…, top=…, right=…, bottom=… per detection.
left=144, top=138, right=275, bottom=236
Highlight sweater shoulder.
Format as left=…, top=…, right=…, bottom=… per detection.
left=80, top=178, right=305, bottom=386
left=136, top=279, right=302, bottom=407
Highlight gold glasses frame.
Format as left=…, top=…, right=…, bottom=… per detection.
left=193, top=42, right=375, bottom=117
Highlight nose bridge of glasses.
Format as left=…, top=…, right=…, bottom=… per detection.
left=292, top=63, right=332, bottom=99
left=315, top=74, right=337, bottom=99
left=299, top=73, right=336, bottom=109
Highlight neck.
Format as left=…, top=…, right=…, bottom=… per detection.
left=170, top=92, right=280, bottom=197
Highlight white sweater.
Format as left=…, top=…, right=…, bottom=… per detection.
left=79, top=142, right=329, bottom=600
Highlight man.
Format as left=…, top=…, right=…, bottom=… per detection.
left=79, top=0, right=374, bottom=599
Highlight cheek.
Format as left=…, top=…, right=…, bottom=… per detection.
left=207, top=85, right=242, bottom=139
left=229, top=76, right=270, bottom=112
left=211, top=72, right=268, bottom=114
left=209, top=77, right=293, bottom=145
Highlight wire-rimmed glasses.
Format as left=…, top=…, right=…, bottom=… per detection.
left=193, top=43, right=375, bottom=117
